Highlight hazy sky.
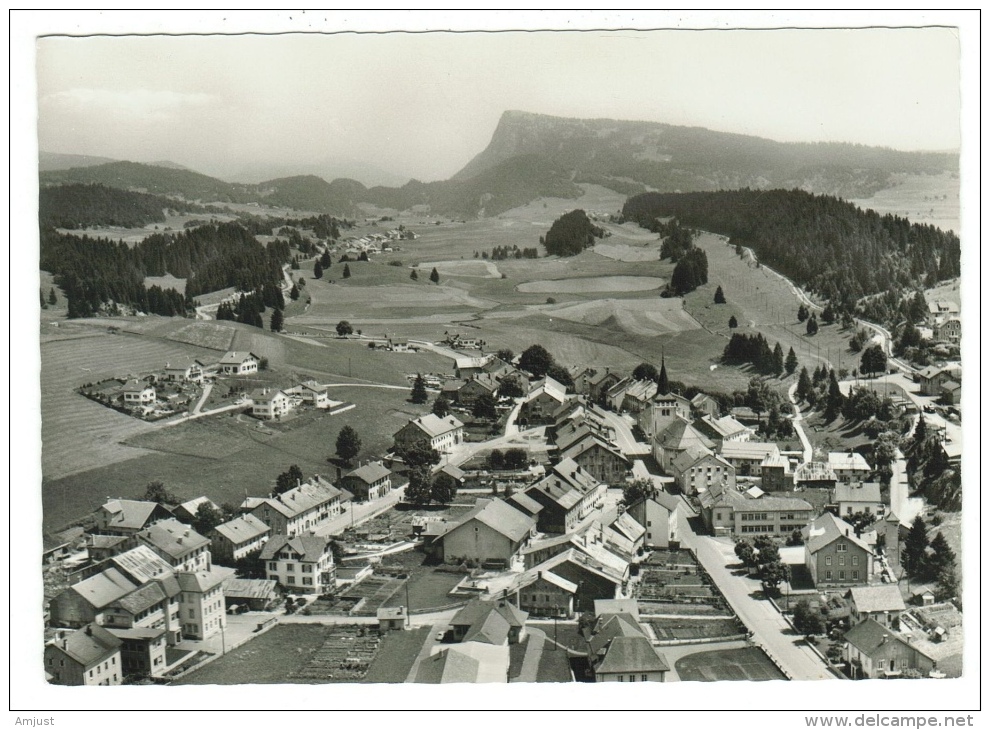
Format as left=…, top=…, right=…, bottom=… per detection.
left=37, top=27, right=961, bottom=183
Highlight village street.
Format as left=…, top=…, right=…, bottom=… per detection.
left=314, top=485, right=406, bottom=538
left=675, top=507, right=833, bottom=681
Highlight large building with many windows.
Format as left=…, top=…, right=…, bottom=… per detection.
left=700, top=482, right=813, bottom=537
left=260, top=533, right=337, bottom=595
left=803, top=513, right=874, bottom=588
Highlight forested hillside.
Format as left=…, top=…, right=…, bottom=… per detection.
left=39, top=183, right=205, bottom=229
left=40, top=222, right=291, bottom=317
left=622, top=189, right=960, bottom=314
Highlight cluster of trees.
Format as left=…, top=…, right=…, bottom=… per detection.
left=39, top=183, right=204, bottom=229
left=622, top=189, right=960, bottom=318
left=668, top=247, right=710, bottom=296
left=859, top=344, right=888, bottom=376
left=738, top=377, right=792, bottom=439
left=395, top=442, right=458, bottom=506
left=543, top=209, right=605, bottom=257
left=906, top=420, right=960, bottom=511
left=475, top=245, right=538, bottom=260
left=657, top=219, right=695, bottom=262
left=722, top=333, right=797, bottom=377
left=857, top=288, right=937, bottom=331
left=795, top=365, right=846, bottom=421
left=841, top=387, right=896, bottom=427
left=734, top=536, right=788, bottom=596
left=902, top=516, right=959, bottom=602
left=487, top=448, right=528, bottom=471
left=215, top=291, right=271, bottom=329
left=791, top=599, right=826, bottom=636
left=632, top=361, right=670, bottom=393
left=517, top=344, right=573, bottom=389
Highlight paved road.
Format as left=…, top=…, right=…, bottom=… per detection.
left=596, top=409, right=651, bottom=456
left=191, top=382, right=213, bottom=415
left=787, top=383, right=814, bottom=464
left=675, top=507, right=833, bottom=681
left=314, top=486, right=406, bottom=538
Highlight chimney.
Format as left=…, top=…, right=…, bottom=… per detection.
left=85, top=625, right=92, bottom=636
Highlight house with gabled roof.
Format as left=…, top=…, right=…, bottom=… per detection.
left=848, top=585, right=906, bottom=628
left=136, top=518, right=211, bottom=573
left=164, top=360, right=205, bottom=383
left=587, top=369, right=623, bottom=403
left=619, top=379, right=659, bottom=414
left=121, top=379, right=156, bottom=406
left=693, top=414, right=754, bottom=444
left=260, top=533, right=336, bottom=595
left=49, top=568, right=139, bottom=628
left=803, top=513, right=874, bottom=588
left=176, top=566, right=234, bottom=639
left=690, top=392, right=721, bottom=418
left=918, top=365, right=961, bottom=397
left=522, top=547, right=626, bottom=613
left=794, top=461, right=838, bottom=490
left=625, top=489, right=681, bottom=549
left=557, top=432, right=631, bottom=486
left=457, top=373, right=500, bottom=408
left=339, top=461, right=392, bottom=502
left=95, top=499, right=173, bottom=536
left=519, top=376, right=569, bottom=425
left=218, top=351, right=260, bottom=375
left=171, top=496, right=221, bottom=524
left=834, top=482, right=884, bottom=519
left=246, top=475, right=345, bottom=536
left=843, top=618, right=936, bottom=679
left=925, top=299, right=959, bottom=327
left=525, top=458, right=606, bottom=534
left=439, top=498, right=536, bottom=567
left=653, top=417, right=715, bottom=473
left=594, top=635, right=670, bottom=683
left=700, top=482, right=813, bottom=538
left=249, top=387, right=293, bottom=420
left=828, top=451, right=873, bottom=485
left=294, top=380, right=332, bottom=408
left=718, top=441, right=781, bottom=476
left=934, top=317, right=960, bottom=344
left=45, top=624, right=123, bottom=686
left=416, top=648, right=482, bottom=684
left=670, top=446, right=735, bottom=496
left=514, top=570, right=578, bottom=618
left=449, top=599, right=528, bottom=645
left=567, top=366, right=598, bottom=396
left=505, top=491, right=545, bottom=519
left=393, top=413, right=464, bottom=453
left=211, top=514, right=271, bottom=564
left=761, top=451, right=792, bottom=492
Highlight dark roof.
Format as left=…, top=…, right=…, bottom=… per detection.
left=48, top=625, right=121, bottom=668
left=259, top=533, right=332, bottom=563
left=115, top=581, right=168, bottom=615
left=506, top=491, right=545, bottom=516
left=595, top=636, right=670, bottom=675
left=589, top=613, right=645, bottom=656
left=844, top=618, right=934, bottom=661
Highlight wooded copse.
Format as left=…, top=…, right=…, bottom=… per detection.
left=622, top=188, right=960, bottom=322
left=39, top=183, right=206, bottom=229
left=40, top=221, right=291, bottom=318
left=543, top=209, right=605, bottom=257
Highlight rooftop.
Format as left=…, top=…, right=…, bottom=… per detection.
left=213, top=514, right=271, bottom=544
left=110, top=545, right=176, bottom=584
left=344, top=461, right=391, bottom=484
left=595, top=635, right=671, bottom=675
left=719, top=441, right=781, bottom=461
left=828, top=451, right=872, bottom=472
left=64, top=568, right=137, bottom=610
left=260, top=533, right=333, bottom=563
left=834, top=482, right=883, bottom=504
left=804, top=512, right=872, bottom=555
left=406, top=413, right=465, bottom=439
left=794, top=461, right=838, bottom=483
left=138, top=519, right=210, bottom=560
left=849, top=585, right=907, bottom=614
left=447, top=498, right=535, bottom=543
left=844, top=618, right=935, bottom=661
left=48, top=625, right=121, bottom=668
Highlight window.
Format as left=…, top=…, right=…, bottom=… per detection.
left=825, top=556, right=832, bottom=566
left=303, top=577, right=313, bottom=586
left=287, top=576, right=295, bottom=585
left=852, top=555, right=859, bottom=566
left=629, top=675, right=636, bottom=682
left=618, top=675, right=624, bottom=682
left=852, top=571, right=859, bottom=580
left=188, top=609, right=195, bottom=619
left=839, top=571, right=845, bottom=580
left=302, top=564, right=313, bottom=573
left=825, top=570, right=832, bottom=581
left=269, top=562, right=277, bottom=571
left=839, top=556, right=845, bottom=566
left=837, top=543, right=847, bottom=552
left=286, top=563, right=294, bottom=571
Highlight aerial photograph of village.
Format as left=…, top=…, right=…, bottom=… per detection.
left=15, top=9, right=978, bottom=721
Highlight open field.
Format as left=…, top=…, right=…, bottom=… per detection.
left=362, top=627, right=433, bottom=683
left=167, top=321, right=236, bottom=351
left=381, top=568, right=466, bottom=611
left=43, top=384, right=427, bottom=532
left=924, top=278, right=961, bottom=309
left=518, top=275, right=663, bottom=294
left=674, top=646, right=787, bottom=682
left=143, top=273, right=186, bottom=294
left=848, top=172, right=959, bottom=233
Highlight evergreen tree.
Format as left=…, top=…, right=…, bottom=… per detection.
left=40, top=290, right=47, bottom=309
left=658, top=357, right=669, bottom=395
left=430, top=267, right=440, bottom=284
left=320, top=250, right=333, bottom=268
left=313, top=260, right=324, bottom=279
left=927, top=532, right=956, bottom=583
left=902, top=515, right=930, bottom=579
left=797, top=366, right=813, bottom=402
left=714, top=285, right=726, bottom=304
left=821, top=303, right=836, bottom=324
left=913, top=414, right=928, bottom=446
left=335, top=425, right=362, bottom=465
left=342, top=263, right=351, bottom=279
left=824, top=370, right=844, bottom=421
left=797, top=304, right=809, bottom=322
left=728, top=315, right=738, bottom=328
left=772, top=342, right=785, bottom=377
left=270, top=307, right=284, bottom=332
left=48, top=288, right=58, bottom=305
left=410, top=269, right=419, bottom=281
left=432, top=393, right=451, bottom=418
left=935, top=564, right=960, bottom=603
left=806, top=315, right=819, bottom=336
left=289, top=283, right=300, bottom=301
left=785, top=346, right=798, bottom=375
left=410, top=374, right=428, bottom=404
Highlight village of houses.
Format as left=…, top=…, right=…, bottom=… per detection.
left=43, top=332, right=963, bottom=687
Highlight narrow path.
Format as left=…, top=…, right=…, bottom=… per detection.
left=191, top=382, right=213, bottom=415
left=787, top=382, right=814, bottom=464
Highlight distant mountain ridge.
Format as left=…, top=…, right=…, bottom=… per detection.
left=454, top=110, right=957, bottom=199
left=40, top=111, right=959, bottom=219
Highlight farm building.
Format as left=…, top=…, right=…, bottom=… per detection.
left=439, top=498, right=536, bottom=567
left=449, top=600, right=528, bottom=646
left=690, top=393, right=721, bottom=418
left=519, top=376, right=569, bottom=425
left=171, top=496, right=221, bottom=524
left=618, top=379, right=659, bottom=414
left=457, top=374, right=500, bottom=408
left=224, top=578, right=279, bottom=612
left=514, top=570, right=578, bottom=618
left=940, top=380, right=961, bottom=405
left=692, top=414, right=754, bottom=444
left=523, top=548, right=625, bottom=613
left=556, top=432, right=630, bottom=486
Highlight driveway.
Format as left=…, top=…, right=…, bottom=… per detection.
left=675, top=508, right=833, bottom=681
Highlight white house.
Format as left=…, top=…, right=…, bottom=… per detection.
left=218, top=351, right=260, bottom=376
left=260, top=533, right=337, bottom=595
left=250, top=388, right=293, bottom=420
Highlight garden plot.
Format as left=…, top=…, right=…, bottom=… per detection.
left=675, top=646, right=787, bottom=682
left=646, top=617, right=746, bottom=642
